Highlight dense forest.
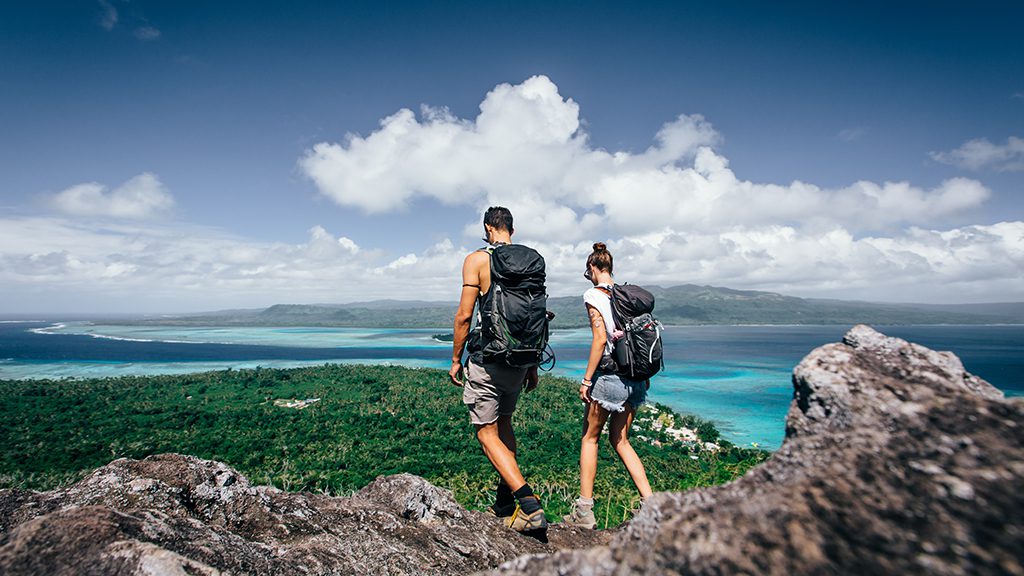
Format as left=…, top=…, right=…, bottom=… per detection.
left=0, top=364, right=768, bottom=528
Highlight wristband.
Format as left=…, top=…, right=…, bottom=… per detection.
left=581, top=378, right=592, bottom=385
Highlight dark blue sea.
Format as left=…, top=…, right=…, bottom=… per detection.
left=1, top=321, right=1021, bottom=449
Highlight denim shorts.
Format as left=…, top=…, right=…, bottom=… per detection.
left=590, top=371, right=647, bottom=412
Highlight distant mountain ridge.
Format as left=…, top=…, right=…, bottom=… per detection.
left=114, top=284, right=1024, bottom=328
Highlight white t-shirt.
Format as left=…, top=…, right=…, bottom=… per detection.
left=583, top=285, right=621, bottom=355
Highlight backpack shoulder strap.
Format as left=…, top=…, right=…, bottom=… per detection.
left=605, top=284, right=627, bottom=330
left=592, top=285, right=621, bottom=330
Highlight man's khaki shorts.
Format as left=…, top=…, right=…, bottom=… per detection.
left=462, top=360, right=529, bottom=425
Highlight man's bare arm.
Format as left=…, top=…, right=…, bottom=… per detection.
left=449, top=252, right=484, bottom=385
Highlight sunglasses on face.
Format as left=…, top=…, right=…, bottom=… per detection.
left=583, top=267, right=593, bottom=281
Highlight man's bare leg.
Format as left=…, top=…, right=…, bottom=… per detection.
left=476, top=415, right=545, bottom=532
left=476, top=417, right=526, bottom=491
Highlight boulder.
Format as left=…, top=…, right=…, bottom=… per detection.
left=489, top=325, right=1023, bottom=575
left=0, top=454, right=606, bottom=575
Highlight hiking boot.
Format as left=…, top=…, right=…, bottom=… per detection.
left=562, top=501, right=597, bottom=529
left=506, top=501, right=548, bottom=532
left=487, top=501, right=517, bottom=518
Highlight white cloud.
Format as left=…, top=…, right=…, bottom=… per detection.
left=511, top=221, right=1021, bottom=305
left=300, top=76, right=597, bottom=214
left=134, top=26, right=161, bottom=41
left=838, top=127, right=866, bottom=142
left=96, top=1, right=161, bottom=41
left=291, top=76, right=1020, bottom=305
left=301, top=75, right=991, bottom=241
left=0, top=218, right=398, bottom=311
left=49, top=173, right=175, bottom=219
left=931, top=136, right=1024, bottom=172
left=0, top=214, right=1020, bottom=313
left=97, top=0, right=118, bottom=31
left=606, top=222, right=1023, bottom=300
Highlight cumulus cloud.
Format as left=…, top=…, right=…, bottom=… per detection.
left=301, top=75, right=991, bottom=241
left=49, top=173, right=175, bottom=219
left=292, top=75, right=1020, bottom=305
left=931, top=136, right=1024, bottom=172
left=301, top=76, right=595, bottom=214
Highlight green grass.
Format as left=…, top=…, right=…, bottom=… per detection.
left=0, top=364, right=769, bottom=528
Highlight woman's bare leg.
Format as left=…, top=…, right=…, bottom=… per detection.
left=579, top=401, right=610, bottom=499
left=607, top=406, right=653, bottom=498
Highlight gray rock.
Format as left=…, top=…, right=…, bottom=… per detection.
left=0, top=454, right=604, bottom=575
left=487, top=325, right=1024, bottom=576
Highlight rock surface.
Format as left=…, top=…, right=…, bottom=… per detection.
left=0, top=455, right=607, bottom=575
left=489, top=325, right=1024, bottom=576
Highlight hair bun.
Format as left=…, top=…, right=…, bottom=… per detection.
left=593, top=242, right=607, bottom=251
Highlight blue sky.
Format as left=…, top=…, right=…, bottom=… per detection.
left=1, top=1, right=1022, bottom=313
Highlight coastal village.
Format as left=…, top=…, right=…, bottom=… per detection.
left=273, top=397, right=322, bottom=410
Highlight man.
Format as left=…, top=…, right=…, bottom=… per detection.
left=449, top=206, right=547, bottom=533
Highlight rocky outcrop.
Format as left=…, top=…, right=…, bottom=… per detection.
left=0, top=455, right=607, bottom=575
left=489, top=325, right=1023, bottom=575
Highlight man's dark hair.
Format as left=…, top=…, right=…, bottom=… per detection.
left=482, top=206, right=514, bottom=240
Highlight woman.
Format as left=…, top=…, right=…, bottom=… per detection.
left=563, top=242, right=653, bottom=529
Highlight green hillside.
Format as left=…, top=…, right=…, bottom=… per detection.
left=0, top=364, right=767, bottom=528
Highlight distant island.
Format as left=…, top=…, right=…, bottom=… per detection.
left=107, top=284, right=1024, bottom=328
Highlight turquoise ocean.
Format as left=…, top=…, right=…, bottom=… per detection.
left=1, top=321, right=1021, bottom=450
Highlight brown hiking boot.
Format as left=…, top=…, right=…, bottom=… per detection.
left=506, top=497, right=548, bottom=532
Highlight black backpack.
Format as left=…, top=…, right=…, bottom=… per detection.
left=473, top=244, right=553, bottom=368
left=606, top=284, right=664, bottom=381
